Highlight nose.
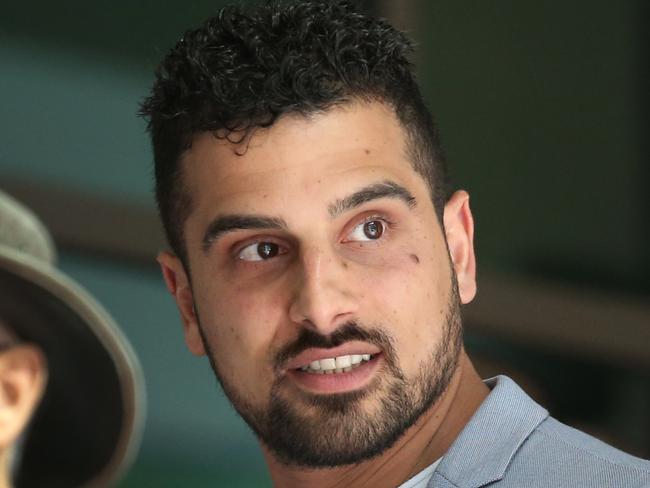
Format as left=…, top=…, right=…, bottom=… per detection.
left=288, top=246, right=358, bottom=335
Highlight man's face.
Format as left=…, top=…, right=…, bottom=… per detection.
left=162, top=102, right=475, bottom=467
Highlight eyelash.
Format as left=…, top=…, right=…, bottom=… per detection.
left=363, top=214, right=394, bottom=227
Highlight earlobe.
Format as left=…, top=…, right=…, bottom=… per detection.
left=0, top=345, right=47, bottom=449
left=443, top=190, right=477, bottom=304
left=157, top=251, right=206, bottom=356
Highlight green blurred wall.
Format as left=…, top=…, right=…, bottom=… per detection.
left=417, top=1, right=647, bottom=288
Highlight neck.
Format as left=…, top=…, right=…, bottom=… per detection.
left=264, top=351, right=489, bottom=488
left=0, top=449, right=11, bottom=488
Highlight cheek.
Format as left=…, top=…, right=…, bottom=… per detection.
left=357, top=232, right=449, bottom=297
left=194, top=280, right=285, bottom=386
left=355, top=248, right=431, bottom=320
left=355, top=244, right=452, bottom=368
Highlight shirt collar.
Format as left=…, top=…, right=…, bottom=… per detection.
left=431, top=375, right=548, bottom=488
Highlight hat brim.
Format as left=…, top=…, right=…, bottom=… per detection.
left=0, top=247, right=145, bottom=488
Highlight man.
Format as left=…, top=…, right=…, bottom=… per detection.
left=0, top=189, right=145, bottom=487
left=140, top=1, right=650, bottom=486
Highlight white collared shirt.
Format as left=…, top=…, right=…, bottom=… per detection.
left=397, top=458, right=442, bottom=488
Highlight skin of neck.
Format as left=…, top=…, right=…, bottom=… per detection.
left=263, top=350, right=489, bottom=488
left=0, top=448, right=12, bottom=488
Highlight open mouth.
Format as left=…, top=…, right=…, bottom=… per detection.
left=297, top=353, right=377, bottom=374
left=285, top=348, right=383, bottom=394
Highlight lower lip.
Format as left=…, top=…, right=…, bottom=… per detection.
left=285, top=354, right=383, bottom=394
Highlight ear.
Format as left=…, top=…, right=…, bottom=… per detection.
left=443, top=190, right=477, bottom=304
left=157, top=251, right=206, bottom=356
left=0, top=345, right=47, bottom=449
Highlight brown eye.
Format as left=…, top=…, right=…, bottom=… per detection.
left=257, top=242, right=279, bottom=259
left=238, top=242, right=281, bottom=261
left=346, top=219, right=387, bottom=243
left=363, top=221, right=383, bottom=239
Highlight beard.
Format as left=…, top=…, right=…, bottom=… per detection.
left=197, top=282, right=462, bottom=468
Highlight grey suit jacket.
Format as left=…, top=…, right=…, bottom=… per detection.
left=427, top=376, right=650, bottom=487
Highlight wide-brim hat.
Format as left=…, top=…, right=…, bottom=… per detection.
left=0, top=189, right=145, bottom=487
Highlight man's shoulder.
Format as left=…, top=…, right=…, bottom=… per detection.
left=507, top=415, right=650, bottom=486
left=431, top=376, right=650, bottom=488
left=536, top=416, right=650, bottom=469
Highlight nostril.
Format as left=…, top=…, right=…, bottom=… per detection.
left=300, top=318, right=317, bottom=330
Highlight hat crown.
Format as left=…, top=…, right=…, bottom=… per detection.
left=0, top=189, right=57, bottom=265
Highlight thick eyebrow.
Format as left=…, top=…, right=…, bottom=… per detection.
left=201, top=215, right=287, bottom=254
left=328, top=180, right=417, bottom=218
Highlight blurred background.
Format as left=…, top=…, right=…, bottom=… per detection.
left=1, top=0, right=648, bottom=486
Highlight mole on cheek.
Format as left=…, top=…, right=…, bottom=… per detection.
left=409, top=254, right=420, bottom=264
left=230, top=327, right=240, bottom=340
left=364, top=149, right=371, bottom=155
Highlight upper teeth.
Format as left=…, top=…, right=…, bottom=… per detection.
left=299, top=354, right=372, bottom=374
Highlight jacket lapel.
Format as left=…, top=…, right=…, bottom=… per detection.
left=427, top=376, right=548, bottom=488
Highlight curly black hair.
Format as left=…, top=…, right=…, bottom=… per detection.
left=140, top=0, right=448, bottom=264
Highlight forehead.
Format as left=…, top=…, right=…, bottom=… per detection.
left=181, top=102, right=423, bottom=218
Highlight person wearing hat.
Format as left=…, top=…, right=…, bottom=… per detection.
left=0, top=189, right=145, bottom=487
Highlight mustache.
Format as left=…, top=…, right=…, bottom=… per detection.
left=274, top=321, right=396, bottom=371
